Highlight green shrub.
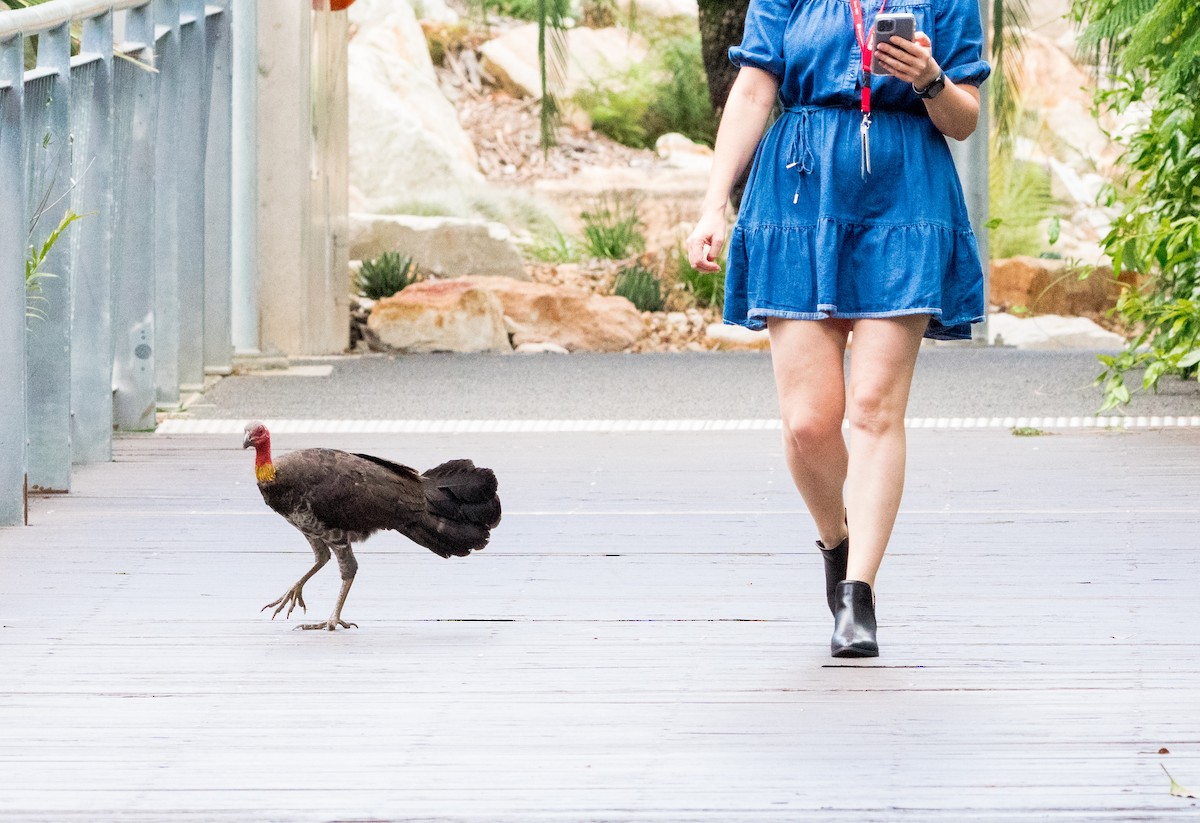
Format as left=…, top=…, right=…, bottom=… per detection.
left=580, top=194, right=645, bottom=259
left=356, top=252, right=420, bottom=300
left=571, top=32, right=715, bottom=149
left=643, top=34, right=715, bottom=147
left=614, top=264, right=664, bottom=312
left=575, top=81, right=652, bottom=147
left=482, top=0, right=541, bottom=20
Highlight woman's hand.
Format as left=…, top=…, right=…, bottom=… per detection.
left=873, top=32, right=940, bottom=90
left=686, top=207, right=727, bottom=272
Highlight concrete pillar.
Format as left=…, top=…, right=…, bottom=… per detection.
left=254, top=0, right=348, bottom=356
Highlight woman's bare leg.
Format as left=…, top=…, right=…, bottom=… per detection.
left=767, top=317, right=853, bottom=549
left=842, top=315, right=929, bottom=588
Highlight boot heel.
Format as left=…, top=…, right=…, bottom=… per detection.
left=830, top=580, right=879, bottom=658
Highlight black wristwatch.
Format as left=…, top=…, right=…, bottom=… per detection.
left=914, top=71, right=946, bottom=100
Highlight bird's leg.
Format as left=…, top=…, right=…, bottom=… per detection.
left=300, top=544, right=359, bottom=631
left=263, top=538, right=330, bottom=620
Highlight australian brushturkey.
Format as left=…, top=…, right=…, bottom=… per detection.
left=243, top=421, right=501, bottom=631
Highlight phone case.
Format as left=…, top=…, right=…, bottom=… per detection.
left=870, top=13, right=916, bottom=76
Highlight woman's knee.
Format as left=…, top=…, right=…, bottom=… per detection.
left=782, top=409, right=843, bottom=451
left=847, top=384, right=904, bottom=436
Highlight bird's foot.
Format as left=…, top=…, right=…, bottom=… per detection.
left=262, top=584, right=307, bottom=620
left=296, top=618, right=358, bottom=631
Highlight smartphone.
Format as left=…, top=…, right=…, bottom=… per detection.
left=870, top=13, right=916, bottom=76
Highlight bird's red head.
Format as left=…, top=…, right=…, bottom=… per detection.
left=243, top=421, right=276, bottom=482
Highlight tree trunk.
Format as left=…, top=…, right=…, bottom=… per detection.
left=697, top=0, right=753, bottom=206
left=697, top=0, right=750, bottom=120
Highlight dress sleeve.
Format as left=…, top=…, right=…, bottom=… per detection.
left=934, top=0, right=992, bottom=87
left=728, top=0, right=791, bottom=82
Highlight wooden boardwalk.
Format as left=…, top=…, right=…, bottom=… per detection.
left=1, top=428, right=1198, bottom=821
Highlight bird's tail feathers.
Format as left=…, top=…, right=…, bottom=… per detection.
left=411, top=459, right=501, bottom=558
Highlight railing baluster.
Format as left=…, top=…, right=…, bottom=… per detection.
left=152, top=0, right=180, bottom=406
left=111, top=1, right=160, bottom=432
left=69, top=9, right=115, bottom=464
left=0, top=33, right=28, bottom=525
left=24, top=22, right=74, bottom=492
left=176, top=0, right=208, bottom=391
left=204, top=0, right=233, bottom=377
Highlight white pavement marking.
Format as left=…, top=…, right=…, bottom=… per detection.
left=156, top=416, right=1200, bottom=435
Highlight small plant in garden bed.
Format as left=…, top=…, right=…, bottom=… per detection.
left=356, top=252, right=421, bottom=300
left=674, top=245, right=725, bottom=312
left=580, top=193, right=645, bottom=259
left=527, top=226, right=582, bottom=263
left=614, top=264, right=664, bottom=312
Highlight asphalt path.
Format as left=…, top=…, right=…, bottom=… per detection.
left=186, top=348, right=1200, bottom=421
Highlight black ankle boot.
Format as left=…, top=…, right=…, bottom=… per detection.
left=830, top=580, right=879, bottom=658
left=817, top=537, right=849, bottom=615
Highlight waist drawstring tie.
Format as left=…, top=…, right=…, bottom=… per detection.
left=783, top=107, right=816, bottom=205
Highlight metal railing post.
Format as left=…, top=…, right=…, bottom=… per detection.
left=229, top=0, right=257, bottom=355
left=111, top=1, right=160, bottom=431
left=153, top=0, right=181, bottom=406
left=24, top=22, right=74, bottom=492
left=203, top=0, right=233, bottom=376
left=69, top=8, right=115, bottom=464
left=0, top=33, right=28, bottom=525
left=175, top=0, right=210, bottom=391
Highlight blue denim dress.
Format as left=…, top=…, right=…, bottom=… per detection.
left=724, top=0, right=991, bottom=340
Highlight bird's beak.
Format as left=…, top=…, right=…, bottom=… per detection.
left=242, top=433, right=253, bottom=449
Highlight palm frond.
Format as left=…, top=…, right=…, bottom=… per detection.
left=537, top=0, right=569, bottom=152
left=991, top=0, right=1031, bottom=154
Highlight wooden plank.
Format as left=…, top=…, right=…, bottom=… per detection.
left=0, top=430, right=1198, bottom=820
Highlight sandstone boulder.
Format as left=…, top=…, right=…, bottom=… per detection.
left=463, top=276, right=643, bottom=352
left=655, top=132, right=713, bottom=172
left=480, top=25, right=649, bottom=99
left=989, top=256, right=1136, bottom=317
left=347, top=0, right=481, bottom=211
left=705, top=323, right=771, bottom=351
left=367, top=280, right=511, bottom=353
left=350, top=213, right=528, bottom=280
left=988, top=312, right=1126, bottom=350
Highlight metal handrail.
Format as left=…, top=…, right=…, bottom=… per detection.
left=0, top=0, right=147, bottom=37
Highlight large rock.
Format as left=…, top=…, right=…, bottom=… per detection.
left=347, top=0, right=481, bottom=211
left=480, top=25, right=649, bottom=99
left=462, top=276, right=643, bottom=352
left=367, top=280, right=511, bottom=353
left=655, top=132, right=713, bottom=172
left=988, top=312, right=1126, bottom=350
left=350, top=213, right=528, bottom=280
left=705, top=323, right=770, bottom=351
left=990, top=256, right=1136, bottom=316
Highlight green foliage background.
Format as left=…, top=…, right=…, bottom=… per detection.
left=1071, top=0, right=1200, bottom=408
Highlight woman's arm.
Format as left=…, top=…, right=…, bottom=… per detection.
left=873, top=33, right=981, bottom=142
left=686, top=66, right=779, bottom=272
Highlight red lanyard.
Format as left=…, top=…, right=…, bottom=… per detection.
left=849, top=0, right=886, bottom=175
left=849, top=0, right=887, bottom=115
